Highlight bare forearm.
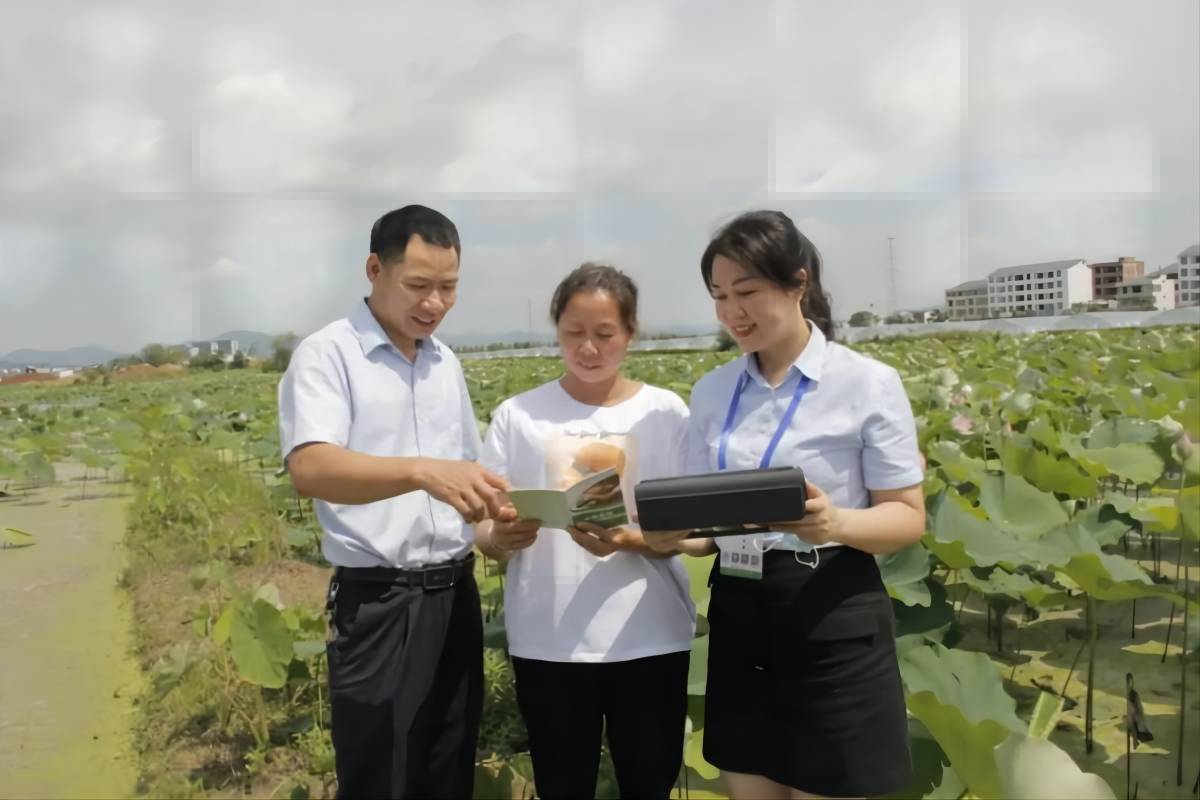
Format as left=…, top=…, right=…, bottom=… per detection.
left=834, top=502, right=925, bottom=555
left=287, top=443, right=424, bottom=504
left=677, top=536, right=717, bottom=557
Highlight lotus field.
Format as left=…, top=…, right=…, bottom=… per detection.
left=1, top=327, right=1198, bottom=799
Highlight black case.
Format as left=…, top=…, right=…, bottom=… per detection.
left=634, top=466, right=807, bottom=538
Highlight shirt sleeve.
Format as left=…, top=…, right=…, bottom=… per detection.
left=455, top=363, right=482, bottom=462
left=684, top=401, right=713, bottom=476
left=478, top=402, right=509, bottom=480
left=277, top=340, right=351, bottom=464
left=668, top=395, right=692, bottom=477
left=861, top=366, right=924, bottom=491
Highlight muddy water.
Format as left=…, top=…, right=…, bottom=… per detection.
left=0, top=475, right=140, bottom=799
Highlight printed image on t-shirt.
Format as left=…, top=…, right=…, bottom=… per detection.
left=544, top=432, right=637, bottom=524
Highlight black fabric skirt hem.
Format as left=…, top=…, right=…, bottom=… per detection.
left=704, top=753, right=915, bottom=798
left=701, top=546, right=913, bottom=797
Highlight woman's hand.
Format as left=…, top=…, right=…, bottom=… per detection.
left=489, top=506, right=541, bottom=555
left=641, top=528, right=693, bottom=555
left=770, top=480, right=844, bottom=546
left=567, top=522, right=673, bottom=558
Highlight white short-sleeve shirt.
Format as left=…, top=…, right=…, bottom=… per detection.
left=479, top=381, right=696, bottom=663
left=277, top=300, right=482, bottom=568
left=686, top=323, right=923, bottom=552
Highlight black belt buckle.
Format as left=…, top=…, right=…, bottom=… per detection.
left=421, top=564, right=457, bottom=590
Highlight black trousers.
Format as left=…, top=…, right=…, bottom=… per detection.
left=511, top=651, right=690, bottom=800
left=325, top=569, right=483, bottom=799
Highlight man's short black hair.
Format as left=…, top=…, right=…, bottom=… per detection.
left=370, top=205, right=461, bottom=264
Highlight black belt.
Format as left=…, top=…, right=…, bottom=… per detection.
left=333, top=552, right=475, bottom=591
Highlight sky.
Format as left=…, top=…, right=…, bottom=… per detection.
left=0, top=0, right=1197, bottom=354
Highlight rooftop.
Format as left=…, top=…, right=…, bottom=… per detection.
left=946, top=279, right=988, bottom=292
left=987, top=259, right=1085, bottom=279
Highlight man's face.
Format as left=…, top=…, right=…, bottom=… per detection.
left=367, top=234, right=460, bottom=344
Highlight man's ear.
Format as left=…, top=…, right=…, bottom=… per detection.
left=365, top=253, right=383, bottom=282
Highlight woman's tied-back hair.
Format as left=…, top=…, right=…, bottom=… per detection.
left=550, top=263, right=639, bottom=335
left=700, top=210, right=835, bottom=340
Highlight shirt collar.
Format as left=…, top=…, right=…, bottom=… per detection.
left=350, top=298, right=444, bottom=362
left=743, top=321, right=827, bottom=387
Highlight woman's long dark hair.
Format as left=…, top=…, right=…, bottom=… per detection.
left=700, top=210, right=835, bottom=340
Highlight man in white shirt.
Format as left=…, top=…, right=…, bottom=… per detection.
left=278, top=205, right=508, bottom=799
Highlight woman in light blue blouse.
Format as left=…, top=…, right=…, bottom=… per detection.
left=649, top=210, right=926, bottom=799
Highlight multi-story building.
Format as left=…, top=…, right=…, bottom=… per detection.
left=1178, top=245, right=1200, bottom=307
left=944, top=280, right=989, bottom=320
left=986, top=259, right=1092, bottom=317
left=1114, top=274, right=1176, bottom=310
left=186, top=339, right=241, bottom=361
left=1090, top=257, right=1144, bottom=301
left=213, top=339, right=240, bottom=358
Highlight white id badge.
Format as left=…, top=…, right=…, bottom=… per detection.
left=718, top=534, right=764, bottom=580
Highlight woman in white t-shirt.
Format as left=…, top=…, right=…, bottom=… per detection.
left=475, top=263, right=696, bottom=800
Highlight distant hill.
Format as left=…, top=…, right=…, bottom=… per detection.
left=0, top=344, right=126, bottom=368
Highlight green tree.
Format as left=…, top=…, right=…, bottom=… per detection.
left=190, top=352, right=226, bottom=370
left=848, top=310, right=879, bottom=328
left=714, top=329, right=738, bottom=351
left=140, top=343, right=169, bottom=366
left=267, top=333, right=299, bottom=372
left=230, top=351, right=248, bottom=369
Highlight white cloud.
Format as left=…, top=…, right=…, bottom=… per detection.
left=0, top=0, right=1196, bottom=353
left=193, top=70, right=355, bottom=191
left=773, top=0, right=962, bottom=193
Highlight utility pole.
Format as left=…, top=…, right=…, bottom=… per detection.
left=888, top=236, right=897, bottom=314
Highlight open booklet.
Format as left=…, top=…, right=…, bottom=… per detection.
left=506, top=467, right=629, bottom=530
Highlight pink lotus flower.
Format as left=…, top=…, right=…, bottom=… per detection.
left=952, top=413, right=974, bottom=435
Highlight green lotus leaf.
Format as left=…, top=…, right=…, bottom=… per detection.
left=999, top=436, right=1096, bottom=498
left=229, top=597, right=294, bottom=688
left=879, top=544, right=933, bottom=607
left=979, top=473, right=1068, bottom=540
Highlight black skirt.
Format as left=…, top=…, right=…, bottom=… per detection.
left=702, top=546, right=913, bottom=797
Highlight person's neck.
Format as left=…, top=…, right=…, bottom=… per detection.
left=560, top=372, right=634, bottom=407
left=366, top=297, right=419, bottom=361
left=755, top=321, right=811, bottom=388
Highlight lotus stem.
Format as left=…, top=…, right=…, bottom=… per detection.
left=1178, top=568, right=1190, bottom=787
left=1086, top=594, right=1097, bottom=754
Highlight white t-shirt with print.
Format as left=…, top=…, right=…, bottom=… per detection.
left=480, top=380, right=697, bottom=663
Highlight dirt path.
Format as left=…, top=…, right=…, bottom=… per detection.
left=0, top=474, right=141, bottom=799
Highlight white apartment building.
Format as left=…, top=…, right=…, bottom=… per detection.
left=1114, top=274, right=1177, bottom=310
left=945, top=279, right=989, bottom=320
left=986, top=259, right=1092, bottom=317
left=1178, top=245, right=1200, bottom=307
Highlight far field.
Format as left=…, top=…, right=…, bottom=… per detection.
left=1, top=327, right=1197, bottom=800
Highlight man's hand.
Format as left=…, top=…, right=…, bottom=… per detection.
left=418, top=459, right=509, bottom=523
left=769, top=480, right=843, bottom=546
left=489, top=506, right=541, bottom=555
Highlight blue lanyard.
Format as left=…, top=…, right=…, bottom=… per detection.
left=717, top=369, right=811, bottom=471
